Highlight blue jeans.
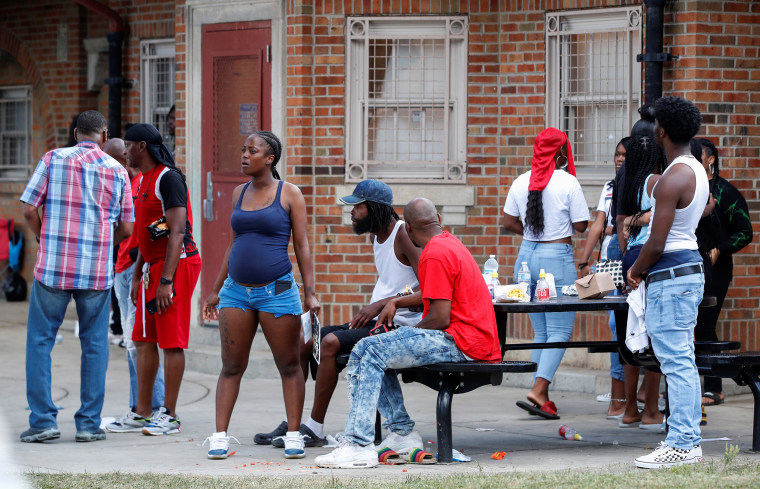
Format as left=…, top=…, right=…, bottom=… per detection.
left=608, top=288, right=624, bottom=381
left=344, top=328, right=467, bottom=446
left=645, top=264, right=704, bottom=450
left=514, top=241, right=576, bottom=382
left=114, top=265, right=165, bottom=411
left=26, top=280, right=111, bottom=432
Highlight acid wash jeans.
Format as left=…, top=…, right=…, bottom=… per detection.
left=343, top=327, right=467, bottom=446
left=113, top=264, right=165, bottom=411
left=645, top=264, right=704, bottom=450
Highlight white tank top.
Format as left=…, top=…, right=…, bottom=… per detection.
left=370, top=220, right=422, bottom=326
left=646, top=154, right=709, bottom=252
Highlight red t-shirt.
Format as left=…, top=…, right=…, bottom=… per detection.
left=115, top=174, right=141, bottom=273
left=133, top=165, right=198, bottom=264
left=419, top=232, right=501, bottom=362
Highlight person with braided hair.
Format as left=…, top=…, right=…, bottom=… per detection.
left=123, top=123, right=201, bottom=437
left=202, top=131, right=320, bottom=460
left=694, top=138, right=753, bottom=408
left=503, top=127, right=589, bottom=419
left=615, top=134, right=667, bottom=431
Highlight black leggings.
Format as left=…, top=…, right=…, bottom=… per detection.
left=695, top=259, right=732, bottom=394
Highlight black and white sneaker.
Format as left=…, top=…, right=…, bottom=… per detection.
left=635, top=442, right=702, bottom=469
left=272, top=424, right=327, bottom=448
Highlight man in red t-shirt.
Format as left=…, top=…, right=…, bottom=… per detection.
left=102, top=138, right=166, bottom=433
left=316, top=198, right=500, bottom=469
left=122, top=123, right=201, bottom=437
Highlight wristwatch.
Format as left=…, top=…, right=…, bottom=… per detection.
left=160, top=277, right=173, bottom=285
left=577, top=262, right=588, bottom=270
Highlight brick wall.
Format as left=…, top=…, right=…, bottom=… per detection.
left=661, top=0, right=760, bottom=350
left=279, top=0, right=759, bottom=353
left=0, top=0, right=175, bottom=282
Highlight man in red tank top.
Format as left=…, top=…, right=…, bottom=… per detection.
left=123, top=123, right=201, bottom=436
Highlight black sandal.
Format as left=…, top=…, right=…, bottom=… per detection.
left=702, top=391, right=723, bottom=406
left=253, top=420, right=288, bottom=445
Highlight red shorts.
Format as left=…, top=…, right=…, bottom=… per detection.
left=133, top=254, right=201, bottom=349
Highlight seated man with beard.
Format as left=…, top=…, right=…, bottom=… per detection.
left=256, top=180, right=423, bottom=449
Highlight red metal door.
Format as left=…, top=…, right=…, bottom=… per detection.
left=201, top=21, right=271, bottom=313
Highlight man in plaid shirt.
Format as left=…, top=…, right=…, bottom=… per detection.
left=19, top=110, right=134, bottom=443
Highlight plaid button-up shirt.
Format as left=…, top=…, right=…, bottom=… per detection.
left=20, top=141, right=134, bottom=290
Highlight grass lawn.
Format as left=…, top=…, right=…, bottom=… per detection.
left=27, top=460, right=760, bottom=489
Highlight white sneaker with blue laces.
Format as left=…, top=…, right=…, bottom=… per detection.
left=203, top=431, right=240, bottom=459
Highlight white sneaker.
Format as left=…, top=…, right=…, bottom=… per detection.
left=283, top=431, right=305, bottom=459
left=105, top=410, right=153, bottom=433
left=635, top=442, right=703, bottom=469
left=203, top=431, right=240, bottom=459
left=377, top=431, right=423, bottom=458
left=315, top=443, right=378, bottom=469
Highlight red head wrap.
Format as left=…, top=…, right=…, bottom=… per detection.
left=528, top=127, right=576, bottom=192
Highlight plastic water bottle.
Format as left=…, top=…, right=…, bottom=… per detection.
left=517, top=262, right=531, bottom=286
left=489, top=272, right=500, bottom=299
left=484, top=255, right=499, bottom=277
left=559, top=424, right=583, bottom=441
left=536, top=269, right=549, bottom=302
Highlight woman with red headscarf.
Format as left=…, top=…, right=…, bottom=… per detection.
left=503, top=127, right=589, bottom=419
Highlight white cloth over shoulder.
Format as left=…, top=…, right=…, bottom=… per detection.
left=625, top=283, right=649, bottom=353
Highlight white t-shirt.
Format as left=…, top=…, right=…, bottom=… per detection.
left=596, top=181, right=614, bottom=260
left=504, top=170, right=589, bottom=242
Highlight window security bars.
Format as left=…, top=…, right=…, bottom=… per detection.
left=346, top=17, right=468, bottom=183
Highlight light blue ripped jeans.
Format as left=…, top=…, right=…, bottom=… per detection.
left=343, top=327, right=467, bottom=446
left=645, top=265, right=704, bottom=450
left=514, top=240, right=576, bottom=382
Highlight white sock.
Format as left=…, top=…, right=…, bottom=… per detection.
left=213, top=431, right=226, bottom=438
left=286, top=430, right=300, bottom=438
left=304, top=416, right=324, bottom=438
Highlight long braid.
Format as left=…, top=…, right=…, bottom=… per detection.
left=621, top=136, right=664, bottom=243
left=524, top=190, right=544, bottom=238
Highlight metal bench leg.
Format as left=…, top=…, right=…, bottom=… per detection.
left=741, top=368, right=760, bottom=452
left=436, top=378, right=455, bottom=463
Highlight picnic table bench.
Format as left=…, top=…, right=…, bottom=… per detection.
left=337, top=294, right=760, bottom=462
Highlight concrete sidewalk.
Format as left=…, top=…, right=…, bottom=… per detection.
left=1, top=298, right=758, bottom=479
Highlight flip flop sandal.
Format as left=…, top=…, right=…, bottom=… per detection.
left=639, top=418, right=666, bottom=433
left=516, top=400, right=560, bottom=420
left=377, top=447, right=406, bottom=465
left=404, top=448, right=436, bottom=464
left=702, top=391, right=723, bottom=406
left=618, top=420, right=640, bottom=428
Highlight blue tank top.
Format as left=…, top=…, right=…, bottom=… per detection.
left=228, top=181, right=292, bottom=284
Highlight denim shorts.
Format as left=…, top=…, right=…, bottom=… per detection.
left=217, top=272, right=303, bottom=318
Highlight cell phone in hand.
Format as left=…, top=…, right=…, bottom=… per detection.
left=369, top=323, right=396, bottom=336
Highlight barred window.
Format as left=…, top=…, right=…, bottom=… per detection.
left=546, top=6, right=642, bottom=190
left=346, top=17, right=468, bottom=183
left=0, top=86, right=32, bottom=180
left=140, top=40, right=175, bottom=145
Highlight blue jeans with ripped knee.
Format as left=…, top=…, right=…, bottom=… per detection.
left=343, top=327, right=467, bottom=446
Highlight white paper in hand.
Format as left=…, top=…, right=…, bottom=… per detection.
left=300, top=312, right=312, bottom=343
